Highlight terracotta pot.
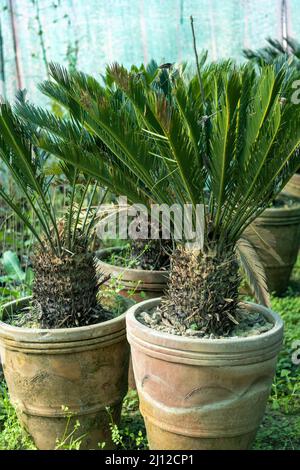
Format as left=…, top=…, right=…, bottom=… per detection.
left=244, top=204, right=300, bottom=295
left=0, top=297, right=129, bottom=450
left=126, top=298, right=283, bottom=450
left=283, top=173, right=300, bottom=199
left=96, top=248, right=169, bottom=302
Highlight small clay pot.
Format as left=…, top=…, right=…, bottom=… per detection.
left=0, top=297, right=129, bottom=450
left=244, top=204, right=300, bottom=295
left=126, top=298, right=283, bottom=450
left=96, top=247, right=169, bottom=302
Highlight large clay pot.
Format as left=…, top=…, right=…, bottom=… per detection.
left=0, top=297, right=129, bottom=450
left=96, top=248, right=169, bottom=301
left=283, top=173, right=300, bottom=199
left=244, top=204, right=300, bottom=295
left=126, top=298, right=283, bottom=450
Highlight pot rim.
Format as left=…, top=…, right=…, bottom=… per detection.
left=126, top=297, right=284, bottom=351
left=259, top=202, right=300, bottom=218
left=96, top=247, right=169, bottom=276
left=0, top=296, right=126, bottom=343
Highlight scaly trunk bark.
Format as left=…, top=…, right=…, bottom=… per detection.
left=32, top=244, right=102, bottom=329
left=159, top=245, right=241, bottom=335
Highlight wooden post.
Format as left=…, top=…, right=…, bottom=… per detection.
left=9, top=0, right=23, bottom=89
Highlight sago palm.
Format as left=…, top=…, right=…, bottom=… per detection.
left=0, top=98, right=107, bottom=328
left=243, top=36, right=300, bottom=66
left=103, top=61, right=176, bottom=269
left=16, top=60, right=300, bottom=334
left=244, top=38, right=300, bottom=178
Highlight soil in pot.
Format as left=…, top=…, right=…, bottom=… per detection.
left=126, top=298, right=283, bottom=450
left=138, top=303, right=274, bottom=339
left=0, top=294, right=130, bottom=450
left=243, top=196, right=300, bottom=296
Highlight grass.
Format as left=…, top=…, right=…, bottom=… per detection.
left=0, top=382, right=36, bottom=450
left=252, top=258, right=300, bottom=450
left=0, top=256, right=300, bottom=450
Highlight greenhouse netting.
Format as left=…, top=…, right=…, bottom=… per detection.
left=0, top=1, right=299, bottom=101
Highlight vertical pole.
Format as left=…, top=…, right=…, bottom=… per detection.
left=281, top=0, right=289, bottom=51
left=9, top=0, right=23, bottom=89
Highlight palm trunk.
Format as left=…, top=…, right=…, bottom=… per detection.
left=130, top=238, right=171, bottom=270
left=160, top=245, right=241, bottom=335
left=130, top=217, right=172, bottom=270
left=32, top=245, right=101, bottom=329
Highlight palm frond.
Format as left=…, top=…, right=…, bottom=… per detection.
left=13, top=60, right=300, bottom=260
left=236, top=237, right=270, bottom=307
